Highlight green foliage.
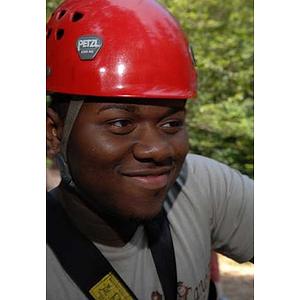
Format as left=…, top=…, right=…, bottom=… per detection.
left=47, top=0, right=63, bottom=20
left=46, top=0, right=254, bottom=178
left=159, top=0, right=254, bottom=178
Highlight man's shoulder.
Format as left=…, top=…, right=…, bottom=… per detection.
left=184, top=153, right=232, bottom=178
left=185, top=153, right=230, bottom=168
left=180, top=153, right=253, bottom=194
left=185, top=153, right=219, bottom=166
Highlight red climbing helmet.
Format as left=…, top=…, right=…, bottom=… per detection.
left=46, top=0, right=197, bottom=99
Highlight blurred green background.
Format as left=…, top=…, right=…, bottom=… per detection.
left=46, top=0, right=254, bottom=178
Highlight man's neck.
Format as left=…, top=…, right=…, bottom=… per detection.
left=50, top=183, right=139, bottom=247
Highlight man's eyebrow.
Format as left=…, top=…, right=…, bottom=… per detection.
left=97, top=104, right=137, bottom=114
left=160, top=106, right=186, bottom=119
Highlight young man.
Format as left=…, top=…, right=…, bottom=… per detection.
left=46, top=0, right=254, bottom=299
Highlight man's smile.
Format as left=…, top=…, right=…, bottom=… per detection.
left=122, top=167, right=172, bottom=190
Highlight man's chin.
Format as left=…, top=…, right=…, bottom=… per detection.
left=128, top=213, right=161, bottom=223
left=118, top=206, right=164, bottom=223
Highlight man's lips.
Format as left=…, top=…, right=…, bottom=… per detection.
left=122, top=167, right=172, bottom=190
left=122, top=167, right=172, bottom=177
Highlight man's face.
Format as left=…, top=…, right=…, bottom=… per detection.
left=67, top=98, right=189, bottom=221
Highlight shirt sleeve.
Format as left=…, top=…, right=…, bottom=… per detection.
left=210, top=160, right=253, bottom=262
left=188, top=154, right=254, bottom=263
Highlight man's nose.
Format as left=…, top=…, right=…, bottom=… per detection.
left=132, top=125, right=174, bottom=163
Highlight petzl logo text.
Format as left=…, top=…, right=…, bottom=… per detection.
left=76, top=35, right=103, bottom=60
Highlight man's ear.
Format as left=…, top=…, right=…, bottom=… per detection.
left=46, top=107, right=64, bottom=159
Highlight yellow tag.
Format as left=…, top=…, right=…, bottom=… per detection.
left=89, top=272, right=134, bottom=300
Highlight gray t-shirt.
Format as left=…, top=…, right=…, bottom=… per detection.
left=47, top=154, right=254, bottom=300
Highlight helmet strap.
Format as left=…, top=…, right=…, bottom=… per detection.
left=54, top=99, right=84, bottom=188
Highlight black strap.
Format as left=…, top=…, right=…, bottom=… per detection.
left=46, top=193, right=138, bottom=299
left=47, top=192, right=178, bottom=299
left=145, top=213, right=178, bottom=300
left=208, top=280, right=217, bottom=300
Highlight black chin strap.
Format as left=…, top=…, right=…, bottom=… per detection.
left=47, top=192, right=178, bottom=300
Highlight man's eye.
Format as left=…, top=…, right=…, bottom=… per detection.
left=106, top=119, right=134, bottom=134
left=163, top=121, right=182, bottom=127
left=161, top=120, right=184, bottom=133
left=111, top=120, right=132, bottom=127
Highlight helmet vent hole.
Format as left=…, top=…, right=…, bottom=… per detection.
left=72, top=12, right=84, bottom=22
left=56, top=29, right=65, bottom=40
left=46, top=28, right=52, bottom=39
left=57, top=10, right=66, bottom=19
